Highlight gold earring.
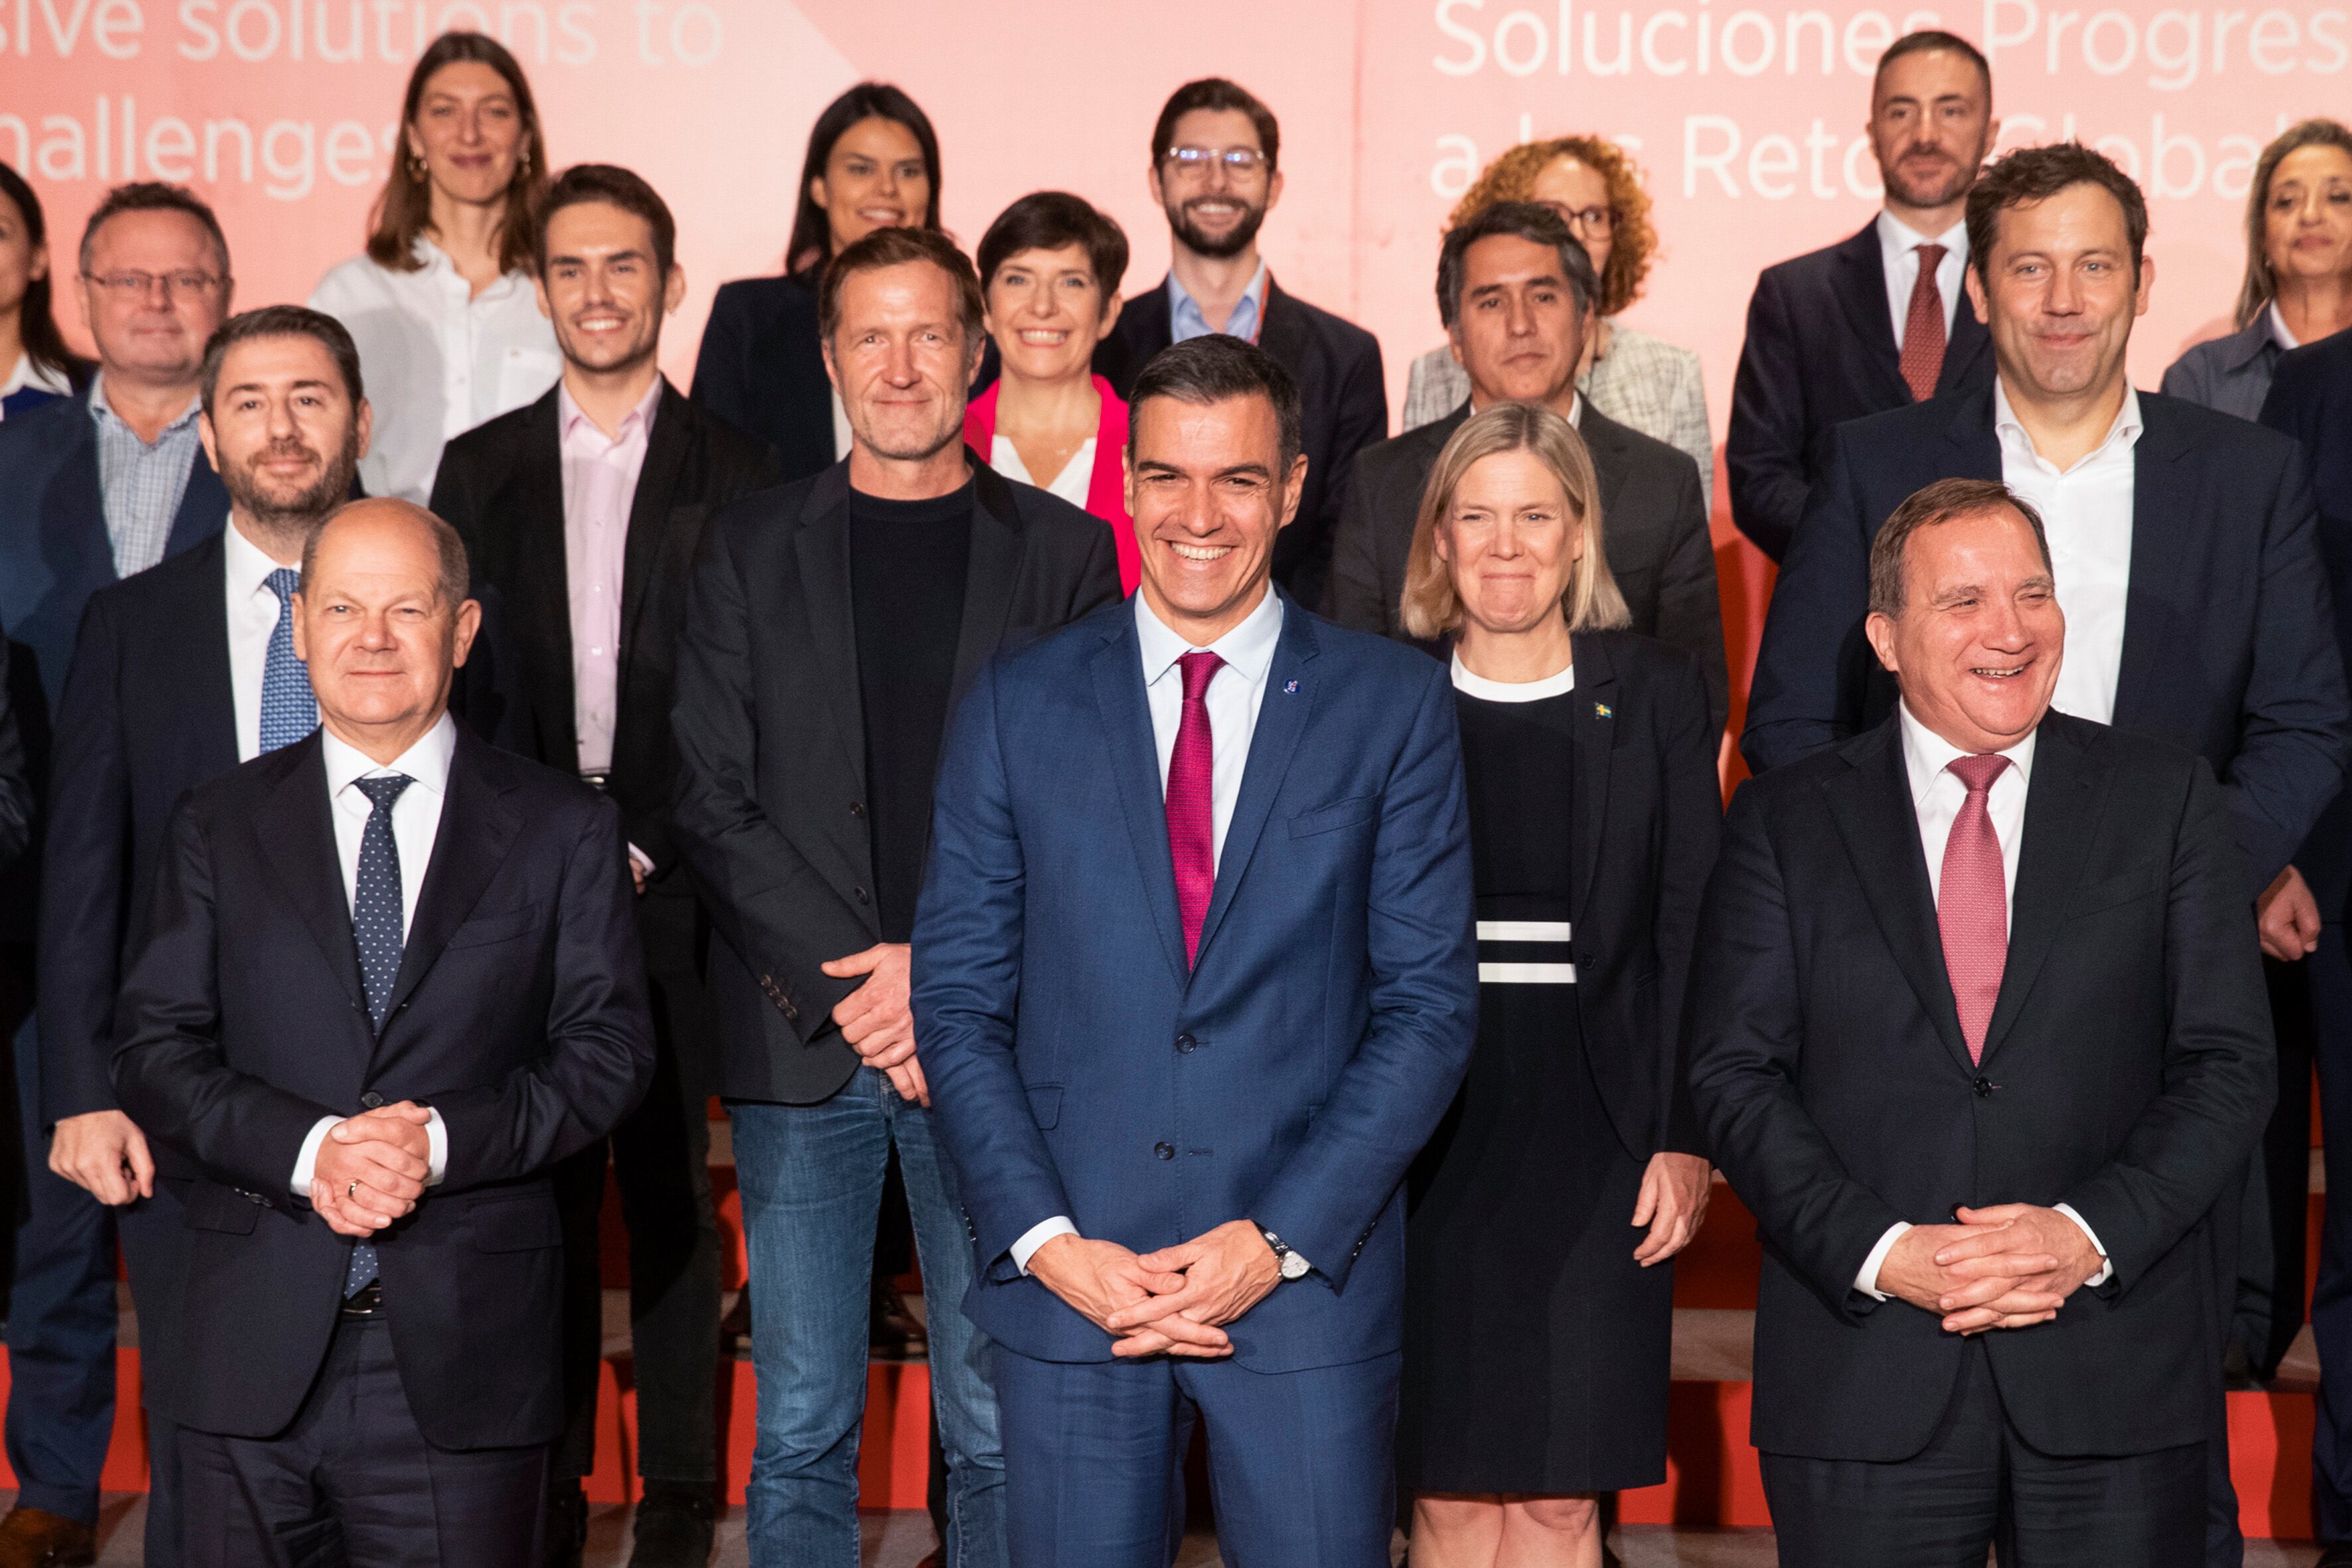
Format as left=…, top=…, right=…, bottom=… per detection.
left=407, top=151, right=428, bottom=182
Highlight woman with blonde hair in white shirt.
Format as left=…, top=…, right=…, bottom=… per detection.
left=309, top=30, right=558, bottom=503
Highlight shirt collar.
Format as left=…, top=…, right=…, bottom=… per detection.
left=1877, top=210, right=1969, bottom=267
left=1898, top=700, right=2037, bottom=805
left=321, top=711, right=458, bottom=801
left=1135, top=584, right=1285, bottom=688
left=1992, top=376, right=2143, bottom=468
left=1, top=354, right=68, bottom=401
left=222, top=515, right=297, bottom=598
left=557, top=377, right=662, bottom=446
left=2269, top=301, right=2302, bottom=353
left=87, top=373, right=200, bottom=440
left=413, top=236, right=524, bottom=301
left=1168, top=262, right=1269, bottom=331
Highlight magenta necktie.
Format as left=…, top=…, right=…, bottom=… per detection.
left=1167, top=651, right=1222, bottom=969
left=1938, top=753, right=2012, bottom=1063
left=1900, top=242, right=1948, bottom=403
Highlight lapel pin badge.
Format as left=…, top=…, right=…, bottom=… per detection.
left=1595, top=702, right=1612, bottom=718
left=1283, top=680, right=1298, bottom=694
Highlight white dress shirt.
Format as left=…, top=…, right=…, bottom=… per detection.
left=309, top=240, right=561, bottom=504
left=222, top=518, right=303, bottom=764
left=1008, top=586, right=1290, bottom=1275
left=289, top=713, right=457, bottom=1195
left=1854, top=703, right=2110, bottom=1300
left=990, top=434, right=1095, bottom=509
left=1876, top=211, right=1968, bottom=352
left=1993, top=377, right=2142, bottom=727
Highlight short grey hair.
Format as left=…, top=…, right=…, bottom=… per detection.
left=301, top=499, right=471, bottom=613
left=1868, top=478, right=2052, bottom=617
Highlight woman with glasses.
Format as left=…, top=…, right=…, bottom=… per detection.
left=690, top=82, right=941, bottom=485
left=308, top=30, right=556, bottom=503
left=967, top=193, right=1140, bottom=593
left=0, top=164, right=86, bottom=420
left=1403, top=138, right=1713, bottom=512
left=1396, top=404, right=1717, bottom=1568
left=2163, top=118, right=2352, bottom=422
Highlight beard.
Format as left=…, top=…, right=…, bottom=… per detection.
left=1167, top=193, right=1268, bottom=260
left=1881, top=145, right=1978, bottom=211
left=224, top=433, right=360, bottom=533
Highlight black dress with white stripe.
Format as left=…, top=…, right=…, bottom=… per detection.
left=1397, top=663, right=1673, bottom=1495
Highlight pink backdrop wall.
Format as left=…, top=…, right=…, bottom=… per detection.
left=1, top=0, right=2337, bottom=463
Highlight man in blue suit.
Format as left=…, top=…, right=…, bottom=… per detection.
left=915, top=335, right=1479, bottom=1566
left=0, top=181, right=232, bottom=1567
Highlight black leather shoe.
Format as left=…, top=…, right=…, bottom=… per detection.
left=870, top=1277, right=927, bottom=1358
left=628, top=1484, right=716, bottom=1568
left=541, top=1478, right=588, bottom=1568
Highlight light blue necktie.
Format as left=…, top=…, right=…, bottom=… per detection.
left=345, top=773, right=412, bottom=1296
left=259, top=568, right=317, bottom=753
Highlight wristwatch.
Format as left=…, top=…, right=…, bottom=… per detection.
left=1258, top=1224, right=1310, bottom=1281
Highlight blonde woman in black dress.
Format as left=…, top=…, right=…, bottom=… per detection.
left=1397, top=403, right=1722, bottom=1567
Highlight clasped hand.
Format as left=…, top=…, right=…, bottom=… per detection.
left=1030, top=1219, right=1285, bottom=1360
left=308, top=1102, right=434, bottom=1237
left=823, top=943, right=928, bottom=1106
left=1876, top=1204, right=2105, bottom=1336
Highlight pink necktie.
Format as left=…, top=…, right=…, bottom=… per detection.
left=1167, top=651, right=1222, bottom=969
left=1900, top=243, right=1948, bottom=403
left=1938, top=753, right=2011, bottom=1063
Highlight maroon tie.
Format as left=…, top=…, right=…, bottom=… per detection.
left=1167, top=651, right=1222, bottom=968
left=1899, top=242, right=1948, bottom=403
left=1938, top=753, right=2011, bottom=1063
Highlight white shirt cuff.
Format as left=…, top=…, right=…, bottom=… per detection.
left=1011, top=1215, right=1079, bottom=1274
left=2053, top=1202, right=2114, bottom=1287
left=627, top=842, right=653, bottom=881
left=1855, top=1220, right=1913, bottom=1301
left=288, top=1109, right=450, bottom=1196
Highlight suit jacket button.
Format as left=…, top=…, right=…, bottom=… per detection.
left=785, top=1002, right=799, bottom=1022
left=1175, top=1033, right=1196, bottom=1054
left=360, top=1092, right=384, bottom=1109
left=854, top=886, right=871, bottom=905
left=1154, top=1142, right=1176, bottom=1160
left=850, top=801, right=867, bottom=819
left=1972, top=1076, right=1994, bottom=1098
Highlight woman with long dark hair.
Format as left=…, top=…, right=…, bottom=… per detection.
left=690, top=82, right=941, bottom=482
left=0, top=163, right=85, bottom=419
left=309, top=30, right=558, bottom=501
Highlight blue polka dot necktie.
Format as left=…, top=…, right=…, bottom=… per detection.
left=345, top=772, right=412, bottom=1296
left=259, top=568, right=318, bottom=754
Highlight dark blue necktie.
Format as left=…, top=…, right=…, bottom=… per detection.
left=345, top=773, right=412, bottom=1295
left=258, top=567, right=317, bottom=753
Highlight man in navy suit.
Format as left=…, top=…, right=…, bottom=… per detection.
left=0, top=180, right=234, bottom=1567
left=1725, top=30, right=1999, bottom=562
left=1745, top=142, right=2352, bottom=1565
left=915, top=335, right=1478, bottom=1566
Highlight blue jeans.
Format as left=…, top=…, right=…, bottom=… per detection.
left=729, top=1068, right=1004, bottom=1568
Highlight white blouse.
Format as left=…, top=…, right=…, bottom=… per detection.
left=309, top=238, right=561, bottom=503
left=990, top=433, right=1095, bottom=509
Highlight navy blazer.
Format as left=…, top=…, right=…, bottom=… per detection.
left=913, top=595, right=1479, bottom=1372
left=2263, top=329, right=2352, bottom=919
left=1742, top=385, right=2351, bottom=897
left=1691, top=712, right=2272, bottom=1460
left=0, top=629, right=28, bottom=874
left=1099, top=277, right=1387, bottom=614
left=112, top=727, right=655, bottom=1446
left=1725, top=223, right=1995, bottom=561
left=688, top=272, right=835, bottom=485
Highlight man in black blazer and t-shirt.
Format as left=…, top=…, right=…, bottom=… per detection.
left=1095, top=76, right=1384, bottom=613
left=670, top=226, right=1119, bottom=1565
left=1692, top=480, right=2275, bottom=1565
left=429, top=165, right=778, bottom=1568
left=114, top=498, right=654, bottom=1566
left=1725, top=31, right=1999, bottom=562
left=1325, top=201, right=1728, bottom=734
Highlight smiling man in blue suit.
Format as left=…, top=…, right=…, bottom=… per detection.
left=914, top=335, right=1479, bottom=1566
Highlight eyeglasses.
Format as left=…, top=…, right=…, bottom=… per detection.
left=1162, top=146, right=1271, bottom=179
left=83, top=270, right=226, bottom=299
left=1539, top=202, right=1616, bottom=236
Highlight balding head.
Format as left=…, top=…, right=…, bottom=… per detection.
left=293, top=499, right=480, bottom=763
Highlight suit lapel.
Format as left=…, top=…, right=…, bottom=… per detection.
left=1822, top=721, right=1977, bottom=1078
left=793, top=467, right=868, bottom=792
left=618, top=381, right=692, bottom=671
left=165, top=447, right=230, bottom=557
left=1978, top=720, right=2109, bottom=1065
left=252, top=736, right=366, bottom=1016
left=1190, top=599, right=1319, bottom=970
left=378, top=731, right=520, bottom=1030
left=949, top=454, right=1024, bottom=697
left=508, top=397, right=579, bottom=768
left=2110, top=404, right=2193, bottom=736
left=182, top=536, right=238, bottom=773
left=1831, top=226, right=1907, bottom=403
left=1939, top=299, right=1993, bottom=395
left=1090, top=615, right=1187, bottom=983
left=1569, top=638, right=1618, bottom=919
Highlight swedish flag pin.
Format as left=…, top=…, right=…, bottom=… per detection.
left=1283, top=680, right=1299, bottom=694
left=1595, top=702, right=1613, bottom=719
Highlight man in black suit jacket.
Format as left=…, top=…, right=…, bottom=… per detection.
left=0, top=632, right=26, bottom=875
left=1692, top=479, right=2275, bottom=1565
left=114, top=497, right=653, bottom=1567
left=1725, top=31, right=1998, bottom=561
left=38, top=306, right=375, bottom=1568
left=671, top=225, right=1117, bottom=1565
left=1325, top=201, right=1727, bottom=733
left=429, top=164, right=779, bottom=1568
left=1094, top=77, right=1383, bottom=611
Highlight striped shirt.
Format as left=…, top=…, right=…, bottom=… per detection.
left=88, top=375, right=204, bottom=580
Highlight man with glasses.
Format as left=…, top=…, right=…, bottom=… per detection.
left=1100, top=76, right=1387, bottom=613
left=1726, top=30, right=1999, bottom=562
left=0, top=180, right=232, bottom=1568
